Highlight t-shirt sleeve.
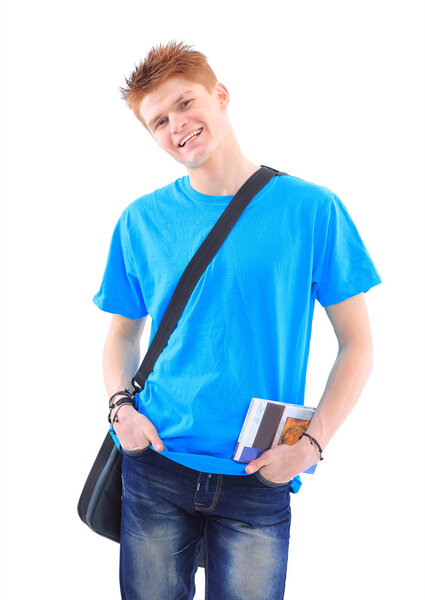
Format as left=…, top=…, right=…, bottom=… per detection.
left=92, top=210, right=149, bottom=319
left=311, top=193, right=382, bottom=307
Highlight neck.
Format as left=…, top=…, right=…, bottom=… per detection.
left=185, top=132, right=260, bottom=196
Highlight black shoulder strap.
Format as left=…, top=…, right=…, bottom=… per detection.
left=132, top=165, right=287, bottom=391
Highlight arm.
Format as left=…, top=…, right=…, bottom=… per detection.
left=103, top=313, right=146, bottom=398
left=104, top=314, right=165, bottom=452
left=245, top=293, right=375, bottom=480
left=305, top=292, right=374, bottom=451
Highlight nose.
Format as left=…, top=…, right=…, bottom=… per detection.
left=170, top=113, right=188, bottom=134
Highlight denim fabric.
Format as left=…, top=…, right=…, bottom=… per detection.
left=120, top=446, right=292, bottom=600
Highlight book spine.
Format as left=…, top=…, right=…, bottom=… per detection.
left=233, top=398, right=261, bottom=460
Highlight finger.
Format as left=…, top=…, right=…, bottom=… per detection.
left=245, top=461, right=260, bottom=474
left=246, top=449, right=274, bottom=473
left=143, top=427, right=164, bottom=452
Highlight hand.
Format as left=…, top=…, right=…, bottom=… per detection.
left=245, top=436, right=319, bottom=483
left=111, top=404, right=165, bottom=452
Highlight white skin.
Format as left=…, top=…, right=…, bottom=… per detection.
left=139, top=75, right=260, bottom=196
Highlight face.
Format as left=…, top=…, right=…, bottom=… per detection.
left=139, top=76, right=231, bottom=169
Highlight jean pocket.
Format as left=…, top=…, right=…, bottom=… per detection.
left=121, top=445, right=151, bottom=457
left=254, top=470, right=291, bottom=488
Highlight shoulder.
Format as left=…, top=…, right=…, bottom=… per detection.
left=119, top=176, right=185, bottom=224
left=274, top=172, right=340, bottom=219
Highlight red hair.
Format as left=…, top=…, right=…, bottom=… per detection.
left=120, top=40, right=218, bottom=129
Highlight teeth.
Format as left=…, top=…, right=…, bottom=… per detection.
left=179, top=128, right=202, bottom=147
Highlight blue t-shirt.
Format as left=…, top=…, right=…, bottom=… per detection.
left=93, top=172, right=382, bottom=494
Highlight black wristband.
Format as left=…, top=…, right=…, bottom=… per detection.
left=108, top=400, right=134, bottom=425
left=108, top=388, right=134, bottom=409
left=111, top=402, right=134, bottom=425
left=300, top=433, right=324, bottom=461
left=110, top=396, right=136, bottom=410
left=107, top=397, right=135, bottom=425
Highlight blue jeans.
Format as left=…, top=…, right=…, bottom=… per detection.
left=120, top=446, right=292, bottom=600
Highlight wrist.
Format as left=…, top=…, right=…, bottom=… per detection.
left=298, top=434, right=318, bottom=458
left=108, top=388, right=136, bottom=426
left=110, top=403, right=136, bottom=428
left=299, top=432, right=324, bottom=462
left=108, top=388, right=134, bottom=409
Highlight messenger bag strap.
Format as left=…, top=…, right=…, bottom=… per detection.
left=132, top=165, right=287, bottom=391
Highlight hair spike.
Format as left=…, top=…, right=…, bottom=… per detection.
left=119, top=40, right=218, bottom=129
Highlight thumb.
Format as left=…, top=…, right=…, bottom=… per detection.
left=245, top=451, right=269, bottom=474
left=144, top=425, right=165, bottom=452
left=151, top=437, right=165, bottom=452
left=152, top=435, right=165, bottom=452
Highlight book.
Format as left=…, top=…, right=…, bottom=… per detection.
left=232, top=397, right=318, bottom=474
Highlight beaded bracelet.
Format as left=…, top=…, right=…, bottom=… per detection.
left=300, top=433, right=324, bottom=461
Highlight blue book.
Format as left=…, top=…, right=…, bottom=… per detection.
left=232, top=398, right=319, bottom=474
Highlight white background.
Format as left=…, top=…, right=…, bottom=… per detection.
left=1, top=1, right=424, bottom=598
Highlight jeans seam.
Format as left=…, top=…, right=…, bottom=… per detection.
left=196, top=475, right=223, bottom=512
left=204, top=522, right=209, bottom=600
left=254, top=470, right=291, bottom=488
left=121, top=445, right=151, bottom=457
left=189, top=537, right=202, bottom=599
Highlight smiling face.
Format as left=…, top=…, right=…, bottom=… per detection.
left=139, top=76, right=231, bottom=169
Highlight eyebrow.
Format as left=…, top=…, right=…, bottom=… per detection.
left=148, top=90, right=193, bottom=129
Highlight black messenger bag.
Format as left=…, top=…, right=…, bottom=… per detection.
left=77, top=165, right=287, bottom=568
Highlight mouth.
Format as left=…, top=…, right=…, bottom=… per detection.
left=178, top=128, right=203, bottom=148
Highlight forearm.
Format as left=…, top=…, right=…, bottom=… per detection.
left=306, top=340, right=374, bottom=451
left=102, top=328, right=164, bottom=451
left=102, top=329, right=141, bottom=399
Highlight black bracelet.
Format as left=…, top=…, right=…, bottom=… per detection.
left=111, top=402, right=134, bottom=425
left=108, top=399, right=135, bottom=424
left=110, top=396, right=136, bottom=410
left=300, top=433, right=324, bottom=461
left=108, top=388, right=134, bottom=409
left=109, top=402, right=135, bottom=434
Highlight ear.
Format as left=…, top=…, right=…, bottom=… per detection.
left=214, top=81, right=230, bottom=110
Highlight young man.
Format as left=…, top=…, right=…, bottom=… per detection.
left=93, top=41, right=382, bottom=599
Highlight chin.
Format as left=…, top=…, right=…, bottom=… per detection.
left=173, top=150, right=210, bottom=169
left=185, top=157, right=211, bottom=169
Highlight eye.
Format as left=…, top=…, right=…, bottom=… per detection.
left=156, top=99, right=193, bottom=129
